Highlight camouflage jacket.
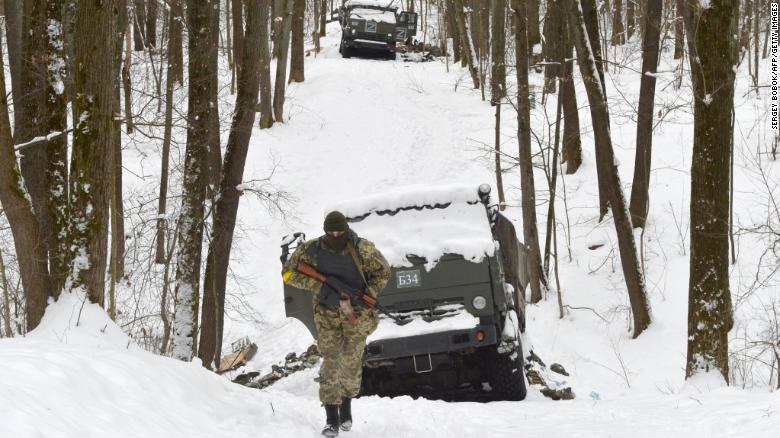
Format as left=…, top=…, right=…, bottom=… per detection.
left=282, top=231, right=391, bottom=303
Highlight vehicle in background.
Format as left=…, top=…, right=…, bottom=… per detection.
left=338, top=0, right=418, bottom=59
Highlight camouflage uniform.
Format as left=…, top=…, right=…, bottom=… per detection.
left=282, top=231, right=390, bottom=405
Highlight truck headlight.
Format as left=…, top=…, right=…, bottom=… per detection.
left=351, top=28, right=356, bottom=35
left=473, top=296, right=487, bottom=310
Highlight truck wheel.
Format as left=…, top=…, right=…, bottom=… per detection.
left=487, top=345, right=527, bottom=401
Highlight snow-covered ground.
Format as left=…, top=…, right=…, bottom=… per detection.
left=2, top=20, right=779, bottom=438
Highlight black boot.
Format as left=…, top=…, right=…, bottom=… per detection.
left=339, top=397, right=352, bottom=431
left=322, top=405, right=340, bottom=437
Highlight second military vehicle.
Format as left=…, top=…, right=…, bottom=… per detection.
left=281, top=184, right=530, bottom=400
left=338, top=0, right=418, bottom=59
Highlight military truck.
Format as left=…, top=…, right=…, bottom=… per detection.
left=280, top=184, right=529, bottom=400
left=338, top=0, right=418, bottom=59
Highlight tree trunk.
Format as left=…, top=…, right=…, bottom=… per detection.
left=682, top=0, right=738, bottom=383
left=454, top=0, right=479, bottom=88
left=446, top=0, right=462, bottom=63
left=69, top=0, right=115, bottom=306
left=134, top=0, right=146, bottom=51
left=674, top=1, right=685, bottom=59
left=169, top=0, right=184, bottom=85
left=542, top=0, right=564, bottom=93
left=566, top=0, right=652, bottom=338
left=45, top=0, right=70, bottom=296
left=272, top=0, right=285, bottom=58
left=320, top=0, right=327, bottom=37
left=157, top=2, right=181, bottom=264
left=207, top=1, right=222, bottom=192
left=200, top=0, right=268, bottom=370
left=258, top=0, right=275, bottom=129
left=527, top=0, right=541, bottom=58
left=4, top=0, right=23, bottom=120
left=0, top=30, right=50, bottom=331
left=289, top=0, right=305, bottom=83
left=233, top=0, right=244, bottom=85
left=628, top=0, right=662, bottom=229
left=173, top=0, right=215, bottom=362
left=18, top=2, right=52, bottom=295
left=626, top=0, right=635, bottom=39
left=273, top=0, right=293, bottom=122
left=581, top=0, right=610, bottom=220
left=146, top=0, right=157, bottom=47
left=123, top=13, right=134, bottom=133
left=0, top=249, right=11, bottom=336
left=560, top=16, right=582, bottom=174
left=513, top=0, right=546, bottom=304
left=490, top=0, right=506, bottom=105
left=109, top=1, right=128, bottom=319
left=612, top=0, right=625, bottom=44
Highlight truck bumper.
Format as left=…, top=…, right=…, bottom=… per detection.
left=343, top=38, right=396, bottom=52
left=364, top=323, right=498, bottom=366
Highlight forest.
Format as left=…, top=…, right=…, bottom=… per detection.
left=0, top=1, right=778, bottom=437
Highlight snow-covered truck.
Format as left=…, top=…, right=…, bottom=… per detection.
left=281, top=184, right=529, bottom=400
left=337, top=0, right=418, bottom=59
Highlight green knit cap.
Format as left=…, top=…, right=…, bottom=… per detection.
left=323, top=211, right=348, bottom=232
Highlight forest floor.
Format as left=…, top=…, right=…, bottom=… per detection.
left=1, top=22, right=779, bottom=438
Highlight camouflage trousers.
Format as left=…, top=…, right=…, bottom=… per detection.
left=314, top=304, right=378, bottom=405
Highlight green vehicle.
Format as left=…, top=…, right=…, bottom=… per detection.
left=280, top=184, right=529, bottom=400
left=338, top=0, right=418, bottom=59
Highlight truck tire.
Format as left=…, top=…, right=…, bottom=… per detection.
left=341, top=42, right=352, bottom=58
left=488, top=346, right=527, bottom=401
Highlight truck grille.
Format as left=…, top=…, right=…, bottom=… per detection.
left=355, top=32, right=389, bottom=43
left=386, top=302, right=466, bottom=324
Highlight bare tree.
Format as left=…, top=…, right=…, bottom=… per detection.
left=45, top=0, right=70, bottom=295
left=3, top=0, right=23, bottom=118
left=491, top=0, right=507, bottom=208
left=289, top=0, right=305, bottom=83
left=134, top=0, right=146, bottom=51
left=566, top=0, right=651, bottom=338
left=612, top=0, right=625, bottom=45
left=560, top=18, right=582, bottom=174
left=258, top=0, right=275, bottom=129
left=273, top=0, right=293, bottom=122
left=628, top=0, right=662, bottom=229
left=513, top=0, right=546, bottom=304
left=233, top=0, right=244, bottom=84
left=681, top=0, right=738, bottom=382
left=68, top=0, right=116, bottom=306
left=146, top=0, right=157, bottom=47
left=0, top=30, right=50, bottom=331
left=172, top=0, right=216, bottom=361
left=527, top=0, right=541, bottom=59
left=454, top=0, right=479, bottom=88
left=200, top=0, right=270, bottom=370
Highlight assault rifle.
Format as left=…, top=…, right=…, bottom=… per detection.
left=295, top=261, right=406, bottom=324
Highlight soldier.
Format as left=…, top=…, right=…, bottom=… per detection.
left=282, top=211, right=390, bottom=437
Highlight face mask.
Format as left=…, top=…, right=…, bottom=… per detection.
left=324, top=233, right=348, bottom=251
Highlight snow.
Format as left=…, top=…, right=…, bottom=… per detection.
left=339, top=192, right=496, bottom=269
left=3, top=15, right=780, bottom=438
left=345, top=0, right=398, bottom=10
left=367, top=304, right=480, bottom=342
left=350, top=8, right=397, bottom=24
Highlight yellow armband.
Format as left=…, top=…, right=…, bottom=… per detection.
left=282, top=271, right=293, bottom=283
